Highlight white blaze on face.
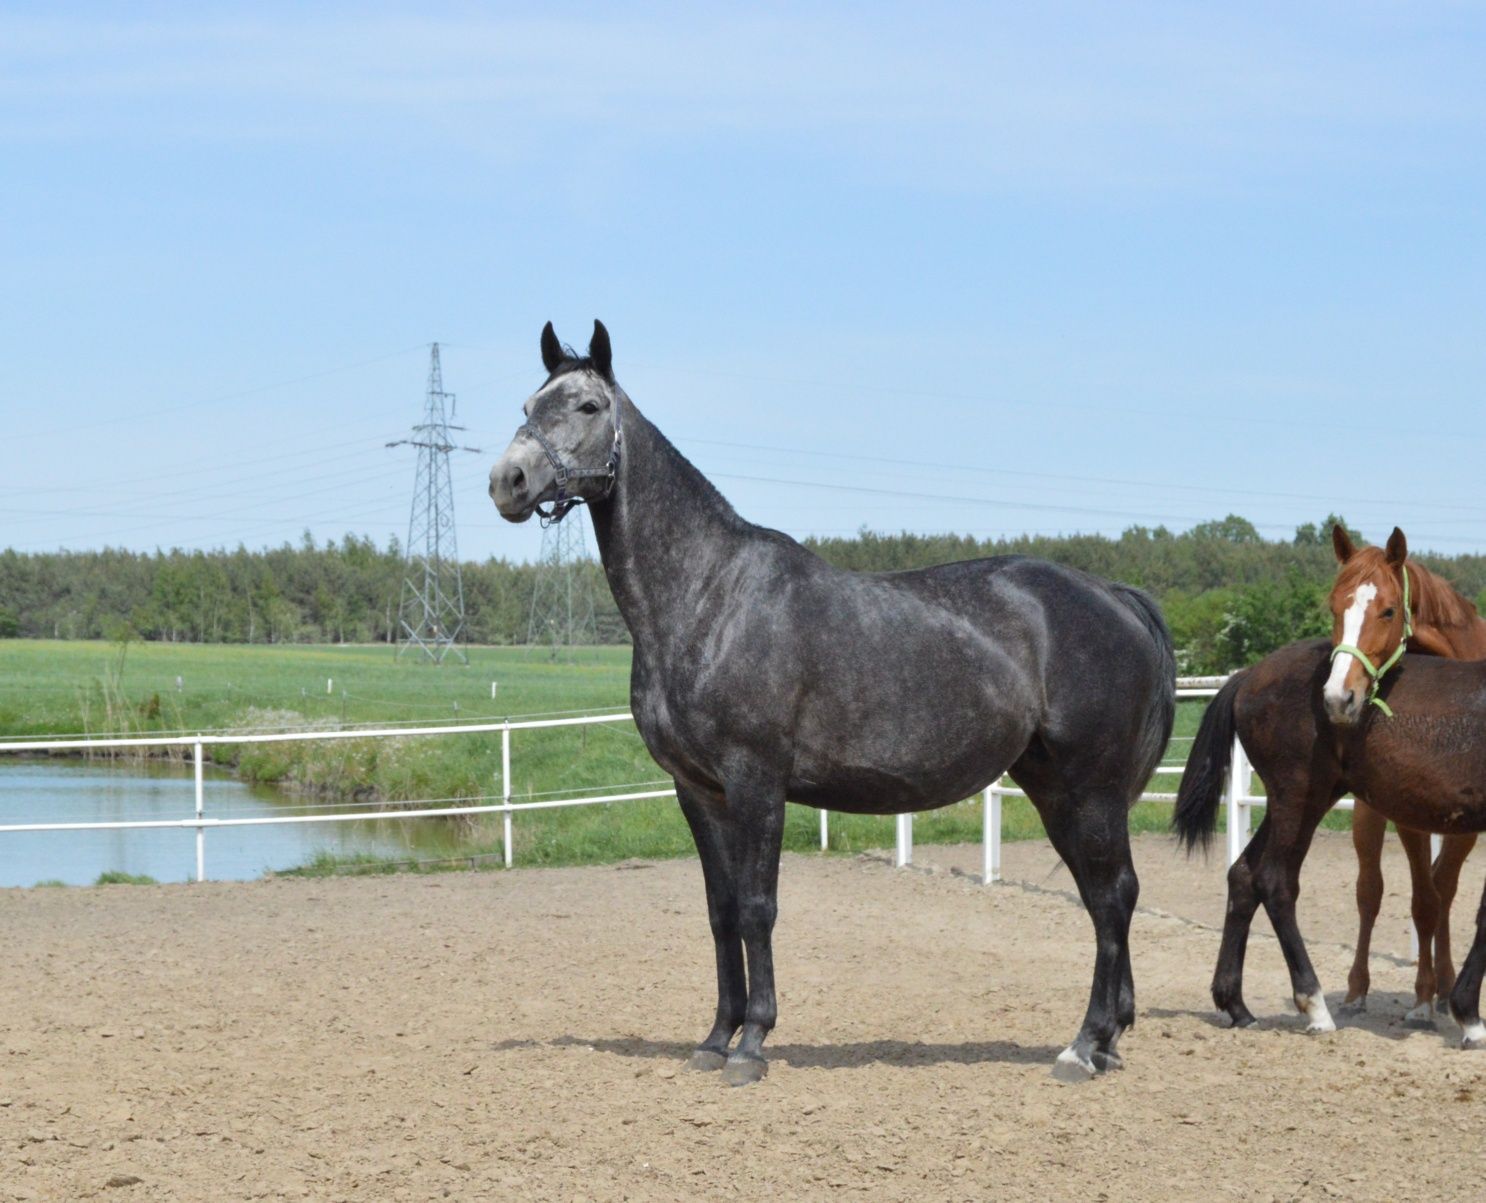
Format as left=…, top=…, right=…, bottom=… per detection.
left=1324, top=582, right=1378, bottom=709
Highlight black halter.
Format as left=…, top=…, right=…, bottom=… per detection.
left=516, top=392, right=624, bottom=526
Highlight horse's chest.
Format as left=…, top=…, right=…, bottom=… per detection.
left=628, top=659, right=722, bottom=782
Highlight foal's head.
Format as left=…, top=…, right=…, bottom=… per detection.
left=488, top=320, right=623, bottom=523
left=1323, top=525, right=1410, bottom=726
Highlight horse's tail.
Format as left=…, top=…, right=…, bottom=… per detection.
left=1113, top=584, right=1177, bottom=784
left=1173, top=670, right=1247, bottom=855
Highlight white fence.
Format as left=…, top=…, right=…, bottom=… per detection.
left=0, top=712, right=674, bottom=882
left=0, top=677, right=1363, bottom=885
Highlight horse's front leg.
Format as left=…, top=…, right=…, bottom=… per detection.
left=718, top=770, right=786, bottom=1087
left=1397, top=824, right=1441, bottom=1028
left=676, top=783, right=746, bottom=1071
left=1342, top=800, right=1387, bottom=1014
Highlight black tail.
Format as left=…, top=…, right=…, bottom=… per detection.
left=1172, top=671, right=1247, bottom=854
left=1113, top=585, right=1177, bottom=783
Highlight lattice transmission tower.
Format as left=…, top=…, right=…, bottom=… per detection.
left=527, top=518, right=599, bottom=657
left=388, top=344, right=479, bottom=663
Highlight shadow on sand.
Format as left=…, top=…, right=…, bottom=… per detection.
left=490, top=1034, right=1063, bottom=1069
left=1144, top=991, right=1462, bottom=1046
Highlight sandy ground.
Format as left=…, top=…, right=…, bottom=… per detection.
left=2, top=831, right=1486, bottom=1202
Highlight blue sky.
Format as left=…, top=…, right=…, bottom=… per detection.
left=3, top=2, right=1485, bottom=563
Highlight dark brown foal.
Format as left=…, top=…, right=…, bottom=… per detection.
left=1176, top=640, right=1486, bottom=1047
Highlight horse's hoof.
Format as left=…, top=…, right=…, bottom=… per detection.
left=1403, top=1004, right=1437, bottom=1031
left=1224, top=1007, right=1257, bottom=1030
left=1337, top=999, right=1366, bottom=1019
left=687, top=1048, right=728, bottom=1072
left=1305, top=1018, right=1336, bottom=1034
left=1050, top=1046, right=1097, bottom=1083
left=1091, top=1048, right=1124, bottom=1073
left=1459, top=1021, right=1486, bottom=1050
left=721, top=1054, right=767, bottom=1086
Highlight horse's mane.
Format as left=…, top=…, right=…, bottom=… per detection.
left=1337, top=546, right=1481, bottom=631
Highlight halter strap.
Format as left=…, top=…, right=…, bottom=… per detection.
left=516, top=391, right=624, bottom=526
left=1330, top=564, right=1412, bottom=717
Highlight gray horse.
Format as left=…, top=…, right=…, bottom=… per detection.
left=490, top=321, right=1175, bottom=1082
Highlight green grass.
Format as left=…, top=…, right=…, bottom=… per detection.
left=94, top=870, right=158, bottom=885
left=2, top=639, right=1288, bottom=874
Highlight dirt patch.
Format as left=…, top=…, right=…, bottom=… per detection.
left=2, top=831, right=1484, bottom=1201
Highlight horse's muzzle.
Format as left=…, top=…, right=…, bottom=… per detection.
left=489, top=460, right=536, bottom=523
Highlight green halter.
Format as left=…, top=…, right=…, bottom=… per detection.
left=1330, top=564, right=1412, bottom=718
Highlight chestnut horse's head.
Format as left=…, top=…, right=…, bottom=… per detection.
left=1323, top=525, right=1411, bottom=725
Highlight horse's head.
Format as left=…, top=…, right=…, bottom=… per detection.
left=488, top=320, right=623, bottom=523
left=1323, top=524, right=1410, bottom=725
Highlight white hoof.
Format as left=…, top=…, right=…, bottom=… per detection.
left=1296, top=991, right=1336, bottom=1034
left=1051, top=1045, right=1096, bottom=1083
left=1460, top=1021, right=1486, bottom=1050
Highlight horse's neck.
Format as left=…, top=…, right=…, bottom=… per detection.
left=588, top=403, right=747, bottom=651
left=1408, top=561, right=1486, bottom=658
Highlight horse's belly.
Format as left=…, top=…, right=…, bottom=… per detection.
left=788, top=712, right=1032, bottom=815
left=1353, top=715, right=1486, bottom=834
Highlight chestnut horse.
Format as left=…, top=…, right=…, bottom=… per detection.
left=1327, top=526, right=1486, bottom=1023
left=1174, top=640, right=1486, bottom=1046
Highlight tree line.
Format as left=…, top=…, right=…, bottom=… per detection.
left=3, top=516, right=1484, bottom=675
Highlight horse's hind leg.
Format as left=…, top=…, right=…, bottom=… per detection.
left=1397, top=824, right=1441, bottom=1028
left=1445, top=872, right=1486, bottom=1049
left=1255, top=795, right=1334, bottom=1032
left=1342, top=800, right=1387, bottom=1014
left=1212, top=817, right=1271, bottom=1028
left=1432, top=833, right=1478, bottom=1005
left=1030, top=790, right=1140, bottom=1081
left=676, top=784, right=747, bottom=1071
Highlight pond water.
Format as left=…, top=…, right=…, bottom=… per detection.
left=0, top=759, right=432, bottom=887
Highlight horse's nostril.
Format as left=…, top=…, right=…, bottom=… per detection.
left=511, top=467, right=526, bottom=491
left=1343, top=689, right=1356, bottom=707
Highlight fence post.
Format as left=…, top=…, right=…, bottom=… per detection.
left=982, top=781, right=1002, bottom=884
left=193, top=738, right=205, bottom=883
left=894, top=813, right=913, bottom=867
left=501, top=724, right=513, bottom=869
left=819, top=808, right=828, bottom=852
left=1225, top=734, right=1251, bottom=867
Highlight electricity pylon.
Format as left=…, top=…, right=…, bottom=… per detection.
left=388, top=344, right=479, bottom=663
left=526, top=517, right=599, bottom=657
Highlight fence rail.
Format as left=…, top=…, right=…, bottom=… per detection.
left=0, top=679, right=1352, bottom=884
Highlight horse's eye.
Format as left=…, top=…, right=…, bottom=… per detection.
left=579, top=401, right=600, bottom=415
left=1381, top=608, right=1395, bottom=619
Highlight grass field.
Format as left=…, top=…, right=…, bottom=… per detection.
left=0, top=639, right=1294, bottom=874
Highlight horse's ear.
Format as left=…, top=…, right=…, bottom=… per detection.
left=1331, top=523, right=1356, bottom=564
left=1385, top=526, right=1408, bottom=565
left=540, top=322, right=565, bottom=374
left=589, top=320, right=613, bottom=380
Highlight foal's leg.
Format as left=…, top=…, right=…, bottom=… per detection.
left=1212, top=817, right=1271, bottom=1028
left=1255, top=799, right=1334, bottom=1032
left=1342, top=800, right=1387, bottom=1013
left=1432, top=834, right=1479, bottom=1004
left=1037, top=794, right=1140, bottom=1081
left=718, top=770, right=786, bottom=1086
left=1396, top=824, right=1441, bottom=1027
left=1445, top=873, right=1486, bottom=1050
left=676, top=784, right=746, bottom=1070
